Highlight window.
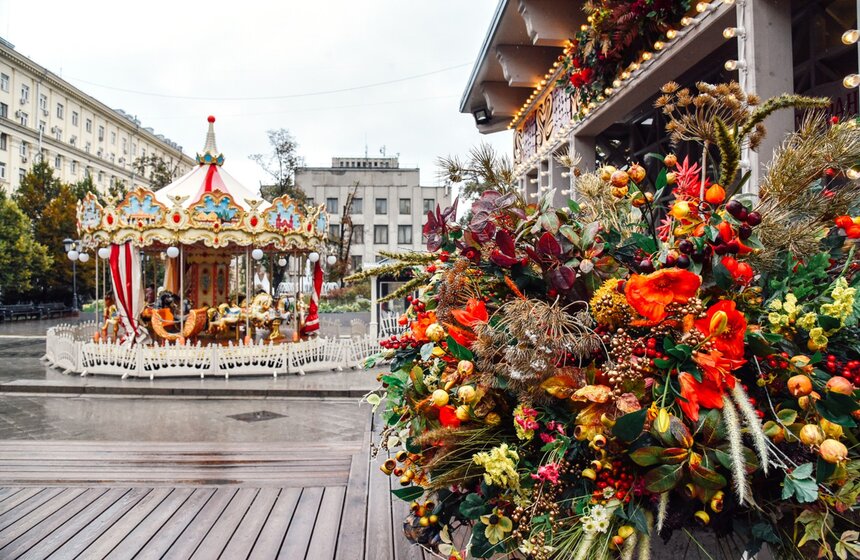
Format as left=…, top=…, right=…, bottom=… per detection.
left=0, top=162, right=5, bottom=180
left=85, top=141, right=91, bottom=153
left=122, top=138, right=127, bottom=154
left=39, top=94, right=47, bottom=112
left=110, top=131, right=116, bottom=145
left=0, top=133, right=6, bottom=151
left=86, top=118, right=92, bottom=133
left=98, top=125, right=104, bottom=141
left=325, top=197, right=338, bottom=214
left=38, top=120, right=45, bottom=133
left=328, top=223, right=340, bottom=240
left=350, top=255, right=362, bottom=272
left=0, top=102, right=7, bottom=118
left=375, top=198, right=387, bottom=215
left=350, top=198, right=363, bottom=214
left=54, top=154, right=61, bottom=168
left=399, top=198, right=411, bottom=215
left=70, top=160, right=77, bottom=173
left=351, top=225, right=364, bottom=244
left=0, top=73, right=8, bottom=92
left=72, top=111, right=79, bottom=126
left=374, top=225, right=388, bottom=244
left=19, top=112, right=28, bottom=127
left=56, top=103, right=64, bottom=119
left=54, top=128, right=62, bottom=141
left=19, top=142, right=26, bottom=157
left=97, top=171, right=104, bottom=183
left=423, top=198, right=435, bottom=214
left=20, top=84, right=29, bottom=103
left=19, top=168, right=25, bottom=182
left=397, top=225, right=413, bottom=244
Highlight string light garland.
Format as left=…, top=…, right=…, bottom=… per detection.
left=509, top=0, right=729, bottom=178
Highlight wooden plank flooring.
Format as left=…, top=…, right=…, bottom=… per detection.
left=0, top=412, right=435, bottom=560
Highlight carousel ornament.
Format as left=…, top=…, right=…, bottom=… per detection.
left=166, top=246, right=180, bottom=259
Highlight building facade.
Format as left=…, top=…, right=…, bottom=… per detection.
left=295, top=156, right=450, bottom=273
left=0, top=36, right=194, bottom=193
left=460, top=0, right=858, bottom=200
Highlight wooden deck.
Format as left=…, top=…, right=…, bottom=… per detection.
left=0, top=414, right=438, bottom=560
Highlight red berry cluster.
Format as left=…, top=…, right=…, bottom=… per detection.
left=824, top=355, right=860, bottom=385
left=632, top=338, right=669, bottom=370
left=380, top=333, right=421, bottom=350
left=592, top=461, right=633, bottom=504
left=406, top=295, right=426, bottom=312
left=764, top=352, right=791, bottom=371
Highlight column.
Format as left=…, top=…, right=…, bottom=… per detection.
left=739, top=0, right=794, bottom=195
left=369, top=275, right=378, bottom=339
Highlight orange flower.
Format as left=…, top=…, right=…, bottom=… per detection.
left=625, top=269, right=702, bottom=322
left=451, top=298, right=489, bottom=327
left=695, top=300, right=747, bottom=360
left=836, top=215, right=860, bottom=238
left=445, top=323, right=476, bottom=348
left=677, top=350, right=744, bottom=421
left=411, top=311, right=438, bottom=342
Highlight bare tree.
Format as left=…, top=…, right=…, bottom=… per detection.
left=133, top=154, right=181, bottom=191
left=249, top=129, right=307, bottom=203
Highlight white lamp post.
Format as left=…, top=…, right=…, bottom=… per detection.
left=63, top=238, right=82, bottom=310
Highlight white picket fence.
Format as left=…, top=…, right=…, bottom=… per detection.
left=44, top=323, right=385, bottom=378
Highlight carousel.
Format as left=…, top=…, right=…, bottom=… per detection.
left=44, top=117, right=372, bottom=378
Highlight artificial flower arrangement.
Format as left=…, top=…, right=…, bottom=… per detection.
left=560, top=0, right=691, bottom=111
left=351, top=82, right=860, bottom=560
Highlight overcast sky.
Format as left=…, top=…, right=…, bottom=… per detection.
left=0, top=0, right=511, bottom=189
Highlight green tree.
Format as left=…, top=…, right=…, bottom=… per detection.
left=133, top=154, right=180, bottom=190
left=249, top=128, right=307, bottom=203
left=0, top=192, right=51, bottom=302
left=71, top=173, right=127, bottom=205
left=12, top=160, right=62, bottom=224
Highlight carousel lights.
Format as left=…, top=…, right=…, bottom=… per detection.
left=653, top=40, right=665, bottom=51
left=724, top=59, right=747, bottom=72
left=78, top=252, right=90, bottom=263
left=67, top=248, right=79, bottom=261
left=641, top=51, right=653, bottom=61
left=665, top=29, right=677, bottom=40
left=308, top=251, right=320, bottom=263
left=278, top=257, right=287, bottom=267
left=696, top=1, right=714, bottom=12
left=326, top=254, right=337, bottom=266
left=681, top=16, right=693, bottom=26
left=251, top=248, right=264, bottom=261
left=847, top=168, right=860, bottom=180
left=166, top=246, right=180, bottom=259
left=98, top=247, right=111, bottom=259
left=843, top=29, right=860, bottom=45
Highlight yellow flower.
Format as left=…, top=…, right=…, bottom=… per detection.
left=783, top=293, right=798, bottom=314
left=797, top=312, right=818, bottom=331
left=820, top=278, right=856, bottom=325
left=768, top=299, right=783, bottom=311
left=767, top=312, right=784, bottom=326
left=480, top=509, right=513, bottom=545
left=473, top=444, right=520, bottom=489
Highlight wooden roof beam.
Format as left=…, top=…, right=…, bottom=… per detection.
left=495, top=44, right=561, bottom=88
left=518, top=0, right=584, bottom=47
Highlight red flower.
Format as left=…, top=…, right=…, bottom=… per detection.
left=625, top=269, right=702, bottom=322
left=695, top=300, right=747, bottom=360
left=438, top=405, right=461, bottom=428
left=721, top=256, right=754, bottom=285
left=836, top=215, right=860, bottom=238
left=445, top=323, right=476, bottom=348
left=451, top=298, right=488, bottom=328
left=410, top=312, right=438, bottom=343
left=677, top=350, right=745, bottom=421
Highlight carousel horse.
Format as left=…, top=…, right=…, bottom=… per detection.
left=143, top=290, right=207, bottom=343
left=99, top=296, right=121, bottom=342
left=248, top=292, right=274, bottom=331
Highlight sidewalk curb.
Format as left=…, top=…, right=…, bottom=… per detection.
left=0, top=383, right=372, bottom=399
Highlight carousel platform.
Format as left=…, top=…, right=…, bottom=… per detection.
left=44, top=322, right=382, bottom=379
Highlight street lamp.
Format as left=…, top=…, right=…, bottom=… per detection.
left=63, top=238, right=82, bottom=311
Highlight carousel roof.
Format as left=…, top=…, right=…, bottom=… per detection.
left=76, top=117, right=328, bottom=252
left=154, top=116, right=268, bottom=212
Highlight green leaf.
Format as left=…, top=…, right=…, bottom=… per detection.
left=459, top=493, right=489, bottom=519
left=751, top=522, right=781, bottom=544
left=816, top=457, right=836, bottom=483
left=697, top=409, right=726, bottom=446
left=644, top=464, right=684, bottom=493
left=660, top=447, right=691, bottom=465
left=715, top=446, right=760, bottom=474
left=613, top=409, right=647, bottom=442
left=405, top=436, right=421, bottom=454
left=445, top=335, right=473, bottom=361
left=655, top=168, right=668, bottom=191
left=559, top=224, right=580, bottom=245
left=782, top=463, right=819, bottom=503
left=629, top=446, right=664, bottom=466
left=818, top=315, right=842, bottom=331
left=614, top=502, right=650, bottom=535
left=816, top=399, right=858, bottom=428
left=630, top=232, right=657, bottom=254
left=776, top=408, right=798, bottom=425
left=689, top=462, right=727, bottom=490
left=391, top=486, right=424, bottom=502
left=567, top=199, right=581, bottom=214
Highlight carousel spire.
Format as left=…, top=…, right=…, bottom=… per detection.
left=195, top=115, right=225, bottom=166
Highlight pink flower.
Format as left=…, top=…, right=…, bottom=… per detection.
left=530, top=463, right=561, bottom=484
left=539, top=432, right=556, bottom=444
